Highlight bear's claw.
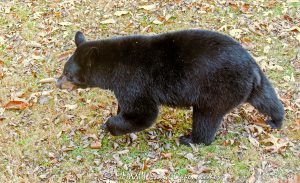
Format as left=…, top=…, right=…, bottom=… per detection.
left=179, top=135, right=193, bottom=146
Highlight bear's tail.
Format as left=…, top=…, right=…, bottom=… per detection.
left=247, top=68, right=284, bottom=128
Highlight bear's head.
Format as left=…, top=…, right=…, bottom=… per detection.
left=56, top=31, right=98, bottom=91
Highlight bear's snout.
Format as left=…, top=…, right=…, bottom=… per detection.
left=56, top=75, right=77, bottom=91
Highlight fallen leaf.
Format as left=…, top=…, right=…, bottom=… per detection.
left=114, top=11, right=129, bottom=16
left=3, top=101, right=31, bottom=110
left=86, top=134, right=98, bottom=140
left=262, top=134, right=288, bottom=153
left=161, top=152, right=172, bottom=159
left=59, top=22, right=72, bottom=26
left=153, top=19, right=163, bottom=25
left=26, top=41, right=42, bottom=48
left=0, top=108, right=4, bottom=115
left=296, top=118, right=300, bottom=126
left=165, top=14, right=172, bottom=21
left=150, top=168, right=168, bottom=175
left=188, top=161, right=212, bottom=174
left=229, top=29, right=243, bottom=38
left=223, top=139, right=236, bottom=146
left=229, top=2, right=239, bottom=11
left=248, top=172, right=256, bottom=183
left=142, top=159, right=147, bottom=170
left=117, top=149, right=129, bottom=154
left=100, top=19, right=116, bottom=24
left=285, top=26, right=300, bottom=33
left=283, top=15, right=293, bottom=22
left=64, top=104, right=78, bottom=110
left=139, top=4, right=156, bottom=11
left=185, top=153, right=194, bottom=160
left=245, top=124, right=265, bottom=137
left=241, top=3, right=250, bottom=13
left=251, top=117, right=269, bottom=128
left=130, top=133, right=137, bottom=141
left=0, top=70, right=4, bottom=80
left=285, top=174, right=300, bottom=183
left=248, top=136, right=259, bottom=147
left=198, top=166, right=211, bottom=173
left=39, top=78, right=56, bottom=83
left=90, top=141, right=101, bottom=149
left=39, top=174, right=48, bottom=179
left=58, top=50, right=72, bottom=62
left=32, top=55, right=44, bottom=61
left=264, top=46, right=271, bottom=53
left=296, top=34, right=300, bottom=43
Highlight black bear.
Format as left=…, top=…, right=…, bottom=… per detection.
left=56, top=30, right=284, bottom=146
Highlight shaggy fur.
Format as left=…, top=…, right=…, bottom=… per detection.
left=56, top=30, right=284, bottom=146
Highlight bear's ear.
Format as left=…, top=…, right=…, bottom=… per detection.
left=75, top=31, right=86, bottom=47
left=87, top=47, right=99, bottom=67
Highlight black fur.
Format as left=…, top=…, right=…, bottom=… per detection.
left=57, top=30, right=284, bottom=146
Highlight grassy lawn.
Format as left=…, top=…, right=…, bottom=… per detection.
left=0, top=0, right=299, bottom=182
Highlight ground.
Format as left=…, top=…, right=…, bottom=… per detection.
left=0, top=0, right=299, bottom=182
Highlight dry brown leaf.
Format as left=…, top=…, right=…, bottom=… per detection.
left=142, top=159, right=147, bottom=170
left=241, top=3, right=250, bottom=13
left=285, top=26, right=300, bottom=33
left=229, top=3, right=239, bottom=11
left=0, top=70, right=4, bottom=80
left=245, top=125, right=265, bottom=136
left=63, top=172, right=77, bottom=182
left=58, top=51, right=72, bottom=62
left=90, top=141, right=101, bottom=149
left=3, top=100, right=31, bottom=110
left=248, top=172, right=256, bottom=183
left=285, top=174, right=300, bottom=183
left=266, top=0, right=277, bottom=8
left=223, top=139, right=237, bottom=146
left=161, top=152, right=172, bottom=159
left=188, top=162, right=212, bottom=174
left=283, top=15, right=293, bottom=22
left=296, top=118, right=300, bottom=126
left=251, top=117, right=268, bottom=128
left=200, top=166, right=212, bottom=173
left=262, top=134, right=289, bottom=154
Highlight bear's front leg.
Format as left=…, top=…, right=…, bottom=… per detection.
left=101, top=98, right=159, bottom=136
left=101, top=115, right=130, bottom=136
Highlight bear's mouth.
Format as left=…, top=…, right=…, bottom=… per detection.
left=56, top=76, right=86, bottom=91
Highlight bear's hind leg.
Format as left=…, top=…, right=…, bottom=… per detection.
left=179, top=107, right=223, bottom=146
